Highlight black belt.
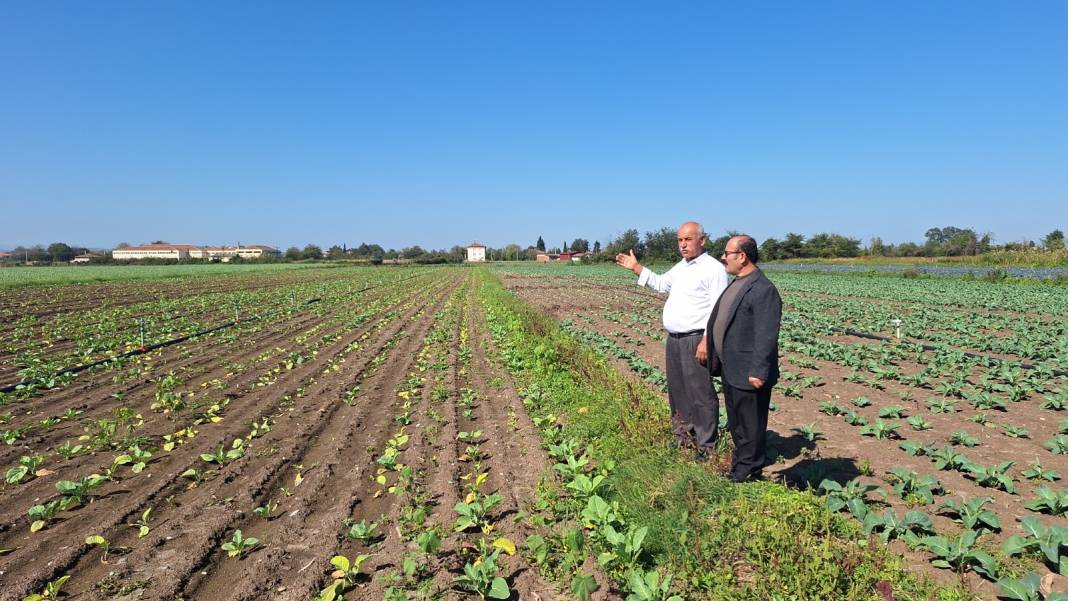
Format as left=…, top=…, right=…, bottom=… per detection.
left=668, top=329, right=704, bottom=338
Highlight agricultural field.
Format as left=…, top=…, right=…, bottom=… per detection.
left=1, top=262, right=1065, bottom=600
left=494, top=262, right=1068, bottom=599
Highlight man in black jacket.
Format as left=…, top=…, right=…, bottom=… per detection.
left=705, top=235, right=782, bottom=482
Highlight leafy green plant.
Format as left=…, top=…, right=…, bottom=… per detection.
left=997, top=572, right=1068, bottom=601
left=625, top=568, right=682, bottom=601
left=452, top=548, right=510, bottom=599
left=1003, top=517, right=1068, bottom=577
left=862, top=509, right=934, bottom=545
left=950, top=430, right=980, bottom=448
left=1002, top=424, right=1031, bottom=438
left=1025, top=486, right=1068, bottom=517
left=128, top=508, right=152, bottom=538
left=254, top=499, right=278, bottom=519
left=200, top=439, right=245, bottom=464
left=907, top=415, right=933, bottom=431
left=920, top=530, right=999, bottom=580
left=861, top=420, right=901, bottom=440
left=1046, top=435, right=1068, bottom=455
left=887, top=469, right=943, bottom=505
left=927, top=397, right=958, bottom=414
left=817, top=401, right=846, bottom=416
left=598, top=524, right=648, bottom=572
left=115, top=445, right=152, bottom=474
left=900, top=441, right=934, bottom=457
left=1023, top=460, right=1061, bottom=482
left=318, top=553, right=372, bottom=601
left=221, top=529, right=259, bottom=558
left=28, top=499, right=65, bottom=532
left=851, top=396, right=872, bottom=408
left=22, top=575, right=71, bottom=600
left=792, top=422, right=823, bottom=443
left=964, top=461, right=1016, bottom=493
left=344, top=519, right=378, bottom=544
left=5, top=453, right=46, bottom=484
left=930, top=446, right=969, bottom=471
left=843, top=411, right=868, bottom=427
left=879, top=405, right=907, bottom=419
left=454, top=493, right=502, bottom=532
left=939, top=497, right=1000, bottom=534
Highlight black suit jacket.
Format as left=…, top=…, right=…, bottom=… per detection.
left=706, top=268, right=782, bottom=391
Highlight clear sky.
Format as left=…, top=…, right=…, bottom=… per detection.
left=2, top=2, right=1066, bottom=251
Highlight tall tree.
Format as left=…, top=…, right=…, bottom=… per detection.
left=604, top=229, right=644, bottom=259
left=779, top=233, right=805, bottom=259
left=535, top=236, right=546, bottom=251
left=285, top=247, right=301, bottom=260
left=1043, top=229, right=1065, bottom=250
left=47, top=242, right=75, bottom=262
left=327, top=245, right=346, bottom=260
left=301, top=244, right=323, bottom=260
left=592, top=240, right=601, bottom=254
left=570, top=238, right=589, bottom=253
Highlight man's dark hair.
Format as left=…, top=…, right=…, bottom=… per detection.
left=736, top=235, right=759, bottom=264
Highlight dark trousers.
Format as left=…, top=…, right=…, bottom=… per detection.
left=723, top=383, right=771, bottom=481
left=665, top=333, right=719, bottom=449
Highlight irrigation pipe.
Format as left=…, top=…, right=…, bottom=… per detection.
left=1, top=271, right=430, bottom=394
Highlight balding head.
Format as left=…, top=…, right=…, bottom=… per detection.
left=677, top=222, right=707, bottom=261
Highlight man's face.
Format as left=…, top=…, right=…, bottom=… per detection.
left=677, top=226, right=705, bottom=261
left=721, top=238, right=746, bottom=275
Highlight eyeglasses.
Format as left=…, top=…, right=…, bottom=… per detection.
left=722, top=250, right=743, bottom=256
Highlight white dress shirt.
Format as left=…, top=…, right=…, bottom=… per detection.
left=637, top=252, right=729, bottom=334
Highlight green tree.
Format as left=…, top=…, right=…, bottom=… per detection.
left=760, top=238, right=782, bottom=261
left=592, top=240, right=601, bottom=254
left=706, top=232, right=739, bottom=258
left=570, top=238, right=589, bottom=253
left=301, top=244, right=323, bottom=260
left=501, top=243, right=522, bottom=260
left=536, top=236, right=546, bottom=251
left=401, top=246, right=426, bottom=260
left=327, top=245, right=346, bottom=260
left=1043, top=229, right=1065, bottom=251
left=643, top=227, right=681, bottom=263
left=285, top=247, right=301, bottom=260
left=779, top=233, right=805, bottom=259
left=604, top=229, right=644, bottom=260
left=47, top=242, right=75, bottom=262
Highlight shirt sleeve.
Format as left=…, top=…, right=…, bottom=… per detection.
left=637, top=266, right=672, bottom=293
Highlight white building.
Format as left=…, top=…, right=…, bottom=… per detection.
left=112, top=244, right=199, bottom=260
left=465, top=242, right=487, bottom=262
left=114, top=244, right=281, bottom=261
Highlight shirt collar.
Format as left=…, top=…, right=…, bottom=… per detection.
left=684, top=252, right=708, bottom=266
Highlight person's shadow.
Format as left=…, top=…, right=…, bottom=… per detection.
left=776, top=457, right=861, bottom=490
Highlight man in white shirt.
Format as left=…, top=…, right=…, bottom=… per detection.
left=615, top=221, right=729, bottom=458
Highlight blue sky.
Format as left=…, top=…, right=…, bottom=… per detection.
left=2, top=2, right=1066, bottom=251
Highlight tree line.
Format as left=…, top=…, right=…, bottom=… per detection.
left=4, top=227, right=1064, bottom=265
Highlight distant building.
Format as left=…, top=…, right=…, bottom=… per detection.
left=189, top=245, right=282, bottom=261
left=112, top=244, right=199, bottom=261
left=558, top=252, right=586, bottom=262
left=70, top=252, right=101, bottom=264
left=0, top=252, right=14, bottom=262
left=535, top=252, right=552, bottom=262
left=465, top=242, right=487, bottom=262
left=113, top=244, right=280, bottom=261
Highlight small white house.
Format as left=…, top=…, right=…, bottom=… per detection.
left=465, top=242, right=487, bottom=262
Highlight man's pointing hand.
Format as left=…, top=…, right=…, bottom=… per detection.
left=614, top=249, right=642, bottom=276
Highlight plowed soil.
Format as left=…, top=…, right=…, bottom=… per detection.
left=0, top=269, right=567, bottom=601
